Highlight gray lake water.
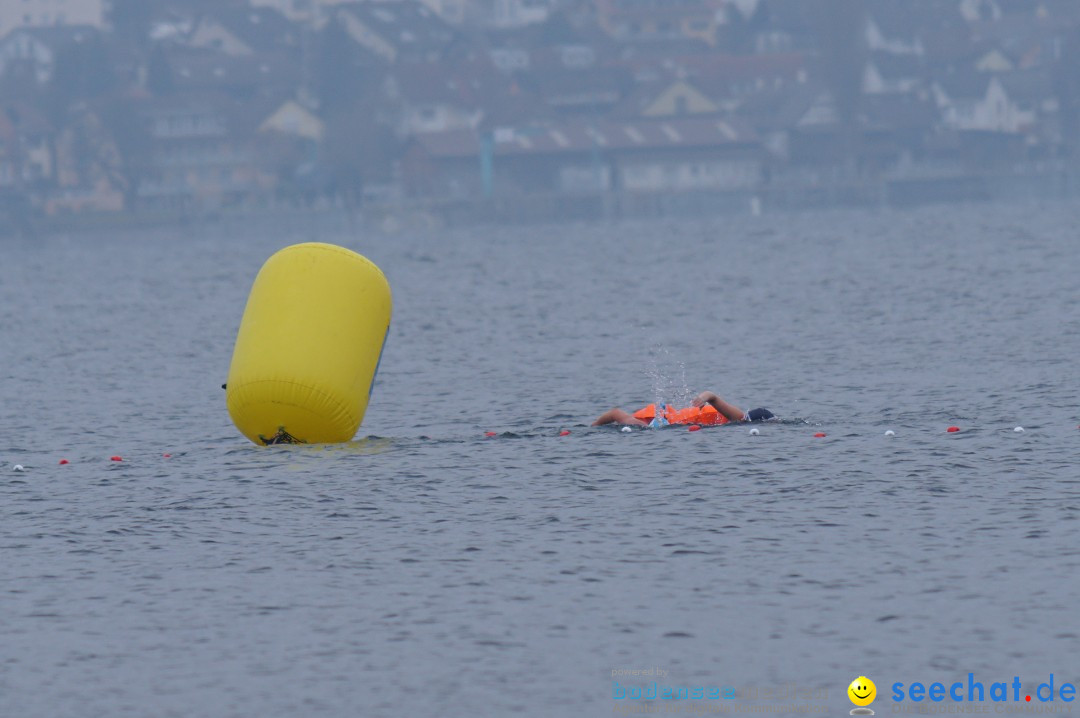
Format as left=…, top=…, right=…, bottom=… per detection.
left=2, top=203, right=1079, bottom=718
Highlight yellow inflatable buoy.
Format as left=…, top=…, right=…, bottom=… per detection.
left=225, top=243, right=392, bottom=445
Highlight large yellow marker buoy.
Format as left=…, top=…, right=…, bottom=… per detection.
left=225, top=243, right=392, bottom=445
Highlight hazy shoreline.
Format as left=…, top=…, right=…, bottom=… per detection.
left=8, top=166, right=1079, bottom=239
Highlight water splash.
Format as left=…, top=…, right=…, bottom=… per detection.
left=644, top=345, right=692, bottom=407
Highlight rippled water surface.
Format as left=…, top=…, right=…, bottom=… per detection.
left=2, top=204, right=1079, bottom=717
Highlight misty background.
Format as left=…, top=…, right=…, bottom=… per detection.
left=2, top=0, right=1080, bottom=234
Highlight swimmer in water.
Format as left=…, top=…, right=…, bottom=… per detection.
left=592, top=391, right=775, bottom=427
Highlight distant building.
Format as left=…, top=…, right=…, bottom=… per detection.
left=858, top=92, right=939, bottom=173
left=0, top=25, right=100, bottom=84
left=959, top=0, right=1002, bottom=23
left=258, top=98, right=324, bottom=141
left=248, top=0, right=353, bottom=25
left=251, top=0, right=538, bottom=28
left=0, top=102, right=53, bottom=184
left=402, top=116, right=762, bottom=198
left=619, top=79, right=722, bottom=118
left=526, top=65, right=632, bottom=116
left=743, top=0, right=815, bottom=54
left=724, top=0, right=761, bottom=22
left=864, top=11, right=924, bottom=57
left=933, top=71, right=1034, bottom=134
left=187, top=7, right=300, bottom=57
left=974, top=47, right=1015, bottom=72
left=596, top=0, right=725, bottom=46
left=46, top=106, right=126, bottom=215
left=383, top=58, right=533, bottom=136
left=0, top=0, right=106, bottom=37
left=138, top=93, right=276, bottom=210
left=159, top=46, right=303, bottom=99
left=490, top=0, right=549, bottom=29
left=332, top=1, right=457, bottom=63
left=615, top=54, right=809, bottom=117
left=249, top=0, right=312, bottom=23
left=486, top=39, right=600, bottom=76
left=418, top=0, right=473, bottom=26
left=861, top=51, right=924, bottom=95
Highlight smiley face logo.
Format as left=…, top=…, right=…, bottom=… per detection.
left=848, top=676, right=876, bottom=707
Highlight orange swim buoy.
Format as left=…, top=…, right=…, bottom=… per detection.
left=632, top=404, right=729, bottom=426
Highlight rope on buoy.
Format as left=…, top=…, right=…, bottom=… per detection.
left=259, top=427, right=307, bottom=446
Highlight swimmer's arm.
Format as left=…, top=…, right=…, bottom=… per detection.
left=691, top=391, right=745, bottom=422
left=592, top=408, right=648, bottom=426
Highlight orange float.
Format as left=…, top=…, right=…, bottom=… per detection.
left=632, top=403, right=729, bottom=426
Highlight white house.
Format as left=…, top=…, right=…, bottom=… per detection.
left=933, top=73, right=1033, bottom=133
